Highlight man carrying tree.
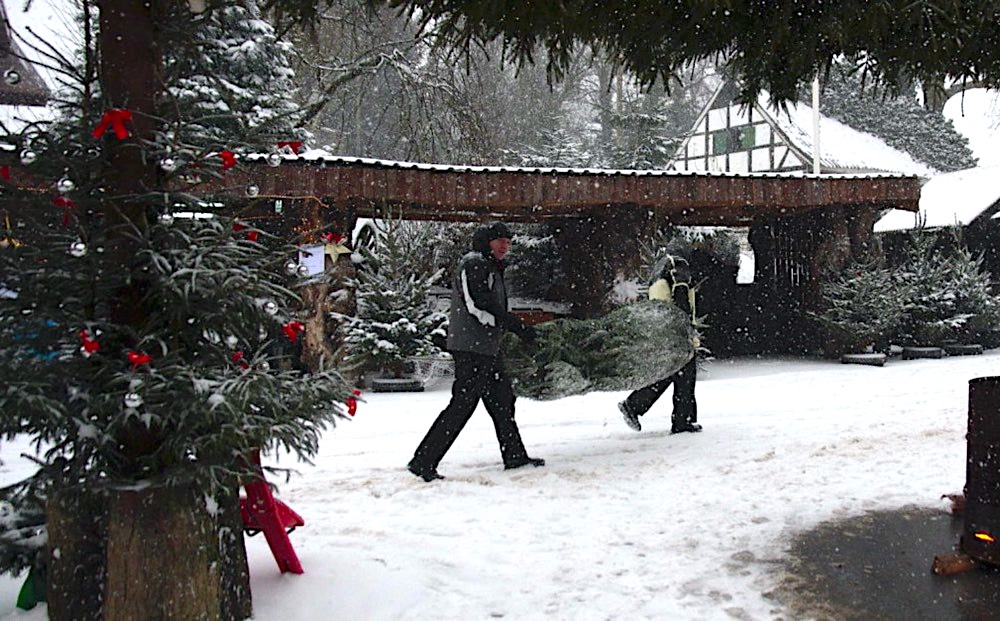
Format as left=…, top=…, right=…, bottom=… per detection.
left=619, top=244, right=704, bottom=434
left=407, top=222, right=544, bottom=482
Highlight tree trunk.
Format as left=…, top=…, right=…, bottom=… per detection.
left=104, top=482, right=250, bottom=621
left=46, top=487, right=107, bottom=621
left=922, top=77, right=949, bottom=114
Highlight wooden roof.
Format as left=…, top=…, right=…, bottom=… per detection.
left=202, top=154, right=921, bottom=226
left=0, top=3, right=50, bottom=107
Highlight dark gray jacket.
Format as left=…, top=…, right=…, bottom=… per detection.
left=446, top=240, right=523, bottom=357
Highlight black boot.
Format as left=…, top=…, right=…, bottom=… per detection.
left=619, top=401, right=641, bottom=432
left=407, top=461, right=445, bottom=482
left=504, top=456, right=545, bottom=470
left=671, top=422, right=702, bottom=434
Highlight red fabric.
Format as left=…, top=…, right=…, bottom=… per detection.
left=282, top=321, right=305, bottom=343
left=220, top=150, right=237, bottom=170
left=79, top=329, right=100, bottom=354
left=346, top=388, right=361, bottom=416
left=231, top=351, right=249, bottom=369
left=53, top=196, right=77, bottom=226
left=277, top=141, right=303, bottom=154
left=127, top=351, right=152, bottom=369
left=0, top=165, right=9, bottom=180
left=92, top=109, right=132, bottom=140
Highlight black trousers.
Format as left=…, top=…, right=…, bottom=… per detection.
left=623, top=357, right=697, bottom=426
left=410, top=351, right=530, bottom=470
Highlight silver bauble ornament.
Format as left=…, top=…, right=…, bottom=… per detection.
left=257, top=360, right=271, bottom=371
left=245, top=184, right=260, bottom=198
left=57, top=177, right=75, bottom=193
left=296, top=264, right=310, bottom=277
left=158, top=212, right=175, bottom=225
left=262, top=300, right=278, bottom=315
left=123, top=392, right=143, bottom=408
left=3, top=70, right=19, bottom=85
left=68, top=240, right=87, bottom=257
left=283, top=259, right=298, bottom=275
left=19, top=149, right=36, bottom=165
left=267, top=153, right=282, bottom=167
left=160, top=157, right=177, bottom=173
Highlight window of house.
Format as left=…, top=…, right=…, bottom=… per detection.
left=712, top=126, right=756, bottom=154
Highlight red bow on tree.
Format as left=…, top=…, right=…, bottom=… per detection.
left=127, top=351, right=152, bottom=369
left=92, top=109, right=133, bottom=140
left=233, top=222, right=258, bottom=242
left=321, top=232, right=345, bottom=245
left=282, top=321, right=305, bottom=343
left=79, top=329, right=100, bottom=354
left=231, top=351, right=249, bottom=369
left=220, top=150, right=237, bottom=170
left=277, top=141, right=303, bottom=155
left=53, top=195, right=78, bottom=227
left=346, top=389, right=361, bottom=416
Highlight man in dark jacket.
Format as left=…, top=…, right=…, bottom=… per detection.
left=407, top=222, right=544, bottom=482
left=618, top=250, right=702, bottom=434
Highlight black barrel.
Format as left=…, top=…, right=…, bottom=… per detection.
left=962, top=376, right=1000, bottom=564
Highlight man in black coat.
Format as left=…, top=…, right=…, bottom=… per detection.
left=407, top=222, right=544, bottom=482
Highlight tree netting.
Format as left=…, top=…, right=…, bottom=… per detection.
left=502, top=300, right=695, bottom=400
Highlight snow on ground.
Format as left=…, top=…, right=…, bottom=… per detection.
left=2, top=350, right=998, bottom=620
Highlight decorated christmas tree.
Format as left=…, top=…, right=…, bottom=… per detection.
left=0, top=1, right=350, bottom=617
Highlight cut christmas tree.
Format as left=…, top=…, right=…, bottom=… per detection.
left=502, top=300, right=695, bottom=400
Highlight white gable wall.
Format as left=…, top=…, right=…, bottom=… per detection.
left=674, top=99, right=806, bottom=174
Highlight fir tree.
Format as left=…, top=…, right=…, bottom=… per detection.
left=165, top=0, right=306, bottom=150
left=811, top=261, right=910, bottom=355
left=894, top=231, right=1000, bottom=345
left=345, top=219, right=446, bottom=377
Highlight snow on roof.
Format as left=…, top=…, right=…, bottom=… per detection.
left=759, top=92, right=938, bottom=178
left=875, top=165, right=1000, bottom=232
left=246, top=149, right=918, bottom=180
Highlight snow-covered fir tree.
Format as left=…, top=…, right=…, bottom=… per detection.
left=165, top=0, right=306, bottom=149
left=811, top=261, right=910, bottom=354
left=893, top=231, right=1000, bottom=345
left=812, top=63, right=977, bottom=173
left=345, top=220, right=446, bottom=377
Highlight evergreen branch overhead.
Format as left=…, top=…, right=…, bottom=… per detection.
left=257, top=0, right=1000, bottom=106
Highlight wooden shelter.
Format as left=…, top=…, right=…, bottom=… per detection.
left=196, top=153, right=920, bottom=353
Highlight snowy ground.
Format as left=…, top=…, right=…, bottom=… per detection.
left=2, top=349, right=998, bottom=620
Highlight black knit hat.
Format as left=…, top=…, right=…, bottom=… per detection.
left=471, top=221, right=514, bottom=254
left=484, top=221, right=513, bottom=241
